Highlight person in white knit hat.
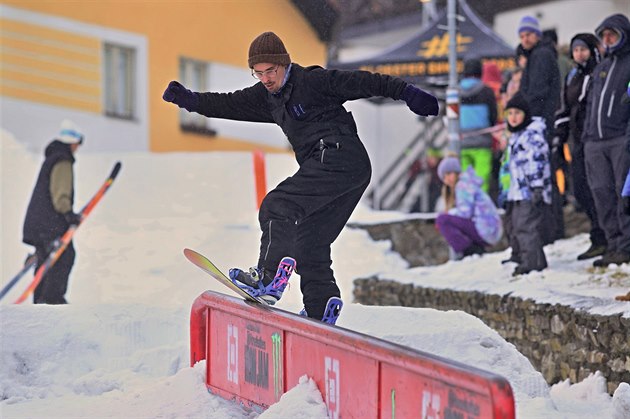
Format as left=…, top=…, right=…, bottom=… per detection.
left=22, top=119, right=84, bottom=304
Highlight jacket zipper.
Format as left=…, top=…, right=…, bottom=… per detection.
left=320, top=139, right=326, bottom=163
left=597, top=56, right=617, bottom=139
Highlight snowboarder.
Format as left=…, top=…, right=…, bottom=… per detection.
left=163, top=31, right=439, bottom=322
left=23, top=120, right=84, bottom=304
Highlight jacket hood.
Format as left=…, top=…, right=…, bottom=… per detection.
left=459, top=77, right=485, bottom=96
left=596, top=13, right=630, bottom=55
left=526, top=116, right=547, bottom=135
left=571, top=33, right=601, bottom=72
left=459, top=165, right=483, bottom=188
left=45, top=139, right=75, bottom=162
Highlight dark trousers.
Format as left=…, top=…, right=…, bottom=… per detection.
left=585, top=137, right=630, bottom=253
left=511, top=200, right=548, bottom=271
left=436, top=213, right=487, bottom=253
left=257, top=136, right=371, bottom=319
left=571, top=142, right=607, bottom=246
left=33, top=241, right=75, bottom=304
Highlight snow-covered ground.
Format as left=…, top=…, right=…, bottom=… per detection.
left=1, top=129, right=629, bottom=418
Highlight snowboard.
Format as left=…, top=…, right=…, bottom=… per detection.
left=183, top=248, right=295, bottom=305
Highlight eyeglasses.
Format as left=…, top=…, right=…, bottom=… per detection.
left=252, top=66, right=279, bottom=80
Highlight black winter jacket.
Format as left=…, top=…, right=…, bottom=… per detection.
left=196, top=64, right=408, bottom=164
left=23, top=140, right=75, bottom=246
left=519, top=40, right=561, bottom=133
left=554, top=34, right=601, bottom=145
left=582, top=14, right=630, bottom=142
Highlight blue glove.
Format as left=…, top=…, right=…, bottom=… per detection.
left=400, top=85, right=439, bottom=116
left=162, top=81, right=200, bottom=112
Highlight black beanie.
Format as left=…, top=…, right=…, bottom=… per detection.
left=505, top=92, right=532, bottom=132
left=463, top=58, right=482, bottom=77
left=248, top=32, right=291, bottom=68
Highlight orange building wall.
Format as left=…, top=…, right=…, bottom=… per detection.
left=1, top=1, right=326, bottom=153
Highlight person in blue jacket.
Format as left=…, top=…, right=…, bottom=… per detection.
left=435, top=156, right=503, bottom=260
left=617, top=81, right=630, bottom=301
left=582, top=14, right=630, bottom=268
left=459, top=58, right=498, bottom=193
left=162, top=31, right=439, bottom=323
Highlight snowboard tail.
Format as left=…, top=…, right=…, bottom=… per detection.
left=183, top=248, right=296, bottom=306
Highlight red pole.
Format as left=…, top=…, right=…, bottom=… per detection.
left=253, top=150, right=267, bottom=210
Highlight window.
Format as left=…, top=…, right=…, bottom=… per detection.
left=180, top=57, right=215, bottom=136
left=104, top=43, right=136, bottom=119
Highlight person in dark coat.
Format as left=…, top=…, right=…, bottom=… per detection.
left=162, top=31, right=439, bottom=323
left=23, top=120, right=83, bottom=304
left=582, top=13, right=630, bottom=267
left=517, top=15, right=564, bottom=245
left=554, top=33, right=607, bottom=260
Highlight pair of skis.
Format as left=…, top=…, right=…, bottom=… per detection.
left=0, top=162, right=122, bottom=304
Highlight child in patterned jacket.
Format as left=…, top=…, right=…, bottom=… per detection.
left=504, top=93, right=552, bottom=276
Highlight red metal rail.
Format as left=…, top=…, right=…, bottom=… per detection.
left=190, top=291, right=515, bottom=418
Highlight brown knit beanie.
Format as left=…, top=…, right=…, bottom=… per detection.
left=248, top=32, right=291, bottom=68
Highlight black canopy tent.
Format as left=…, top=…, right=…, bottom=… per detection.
left=328, top=0, right=516, bottom=87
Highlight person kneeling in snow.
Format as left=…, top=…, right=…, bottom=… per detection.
left=435, top=156, right=503, bottom=260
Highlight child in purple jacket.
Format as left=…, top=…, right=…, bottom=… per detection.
left=436, top=156, right=503, bottom=259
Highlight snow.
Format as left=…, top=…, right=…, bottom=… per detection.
left=1, top=128, right=629, bottom=418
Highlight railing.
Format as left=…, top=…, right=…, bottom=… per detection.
left=368, top=116, right=447, bottom=211
left=190, top=291, right=515, bottom=418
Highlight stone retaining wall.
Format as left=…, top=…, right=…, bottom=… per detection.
left=353, top=277, right=630, bottom=394
left=349, top=207, right=629, bottom=393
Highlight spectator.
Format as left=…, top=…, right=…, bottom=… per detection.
left=22, top=120, right=84, bottom=304
left=482, top=61, right=505, bottom=202
left=582, top=14, right=630, bottom=267
left=517, top=15, right=564, bottom=244
left=543, top=29, right=575, bottom=84
left=554, top=33, right=607, bottom=260
left=617, top=168, right=630, bottom=300
left=459, top=58, right=498, bottom=192
left=435, top=156, right=503, bottom=260
left=504, top=93, right=552, bottom=276
left=501, top=67, right=523, bottom=110
left=482, top=61, right=503, bottom=106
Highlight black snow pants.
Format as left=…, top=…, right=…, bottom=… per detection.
left=257, top=134, right=371, bottom=320
left=33, top=241, right=75, bottom=304
left=511, top=200, right=548, bottom=272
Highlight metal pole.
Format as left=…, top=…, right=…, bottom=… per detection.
left=446, top=0, right=460, bottom=155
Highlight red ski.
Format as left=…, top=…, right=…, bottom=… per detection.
left=14, top=162, right=122, bottom=304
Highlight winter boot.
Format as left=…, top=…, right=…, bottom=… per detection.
left=463, top=243, right=485, bottom=257
left=229, top=257, right=295, bottom=305
left=592, top=251, right=620, bottom=267
left=576, top=244, right=606, bottom=261
left=299, top=297, right=343, bottom=325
